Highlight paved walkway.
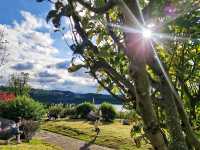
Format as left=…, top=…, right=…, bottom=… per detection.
left=36, top=131, right=113, bottom=150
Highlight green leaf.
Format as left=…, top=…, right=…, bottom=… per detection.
left=68, top=64, right=85, bottom=73
left=95, top=0, right=105, bottom=8
left=46, top=10, right=57, bottom=23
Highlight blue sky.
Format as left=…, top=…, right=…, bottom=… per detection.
left=0, top=0, right=49, bottom=24
left=0, top=0, right=99, bottom=93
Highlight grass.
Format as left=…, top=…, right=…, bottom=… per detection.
left=42, top=119, right=151, bottom=150
left=0, top=139, right=62, bottom=150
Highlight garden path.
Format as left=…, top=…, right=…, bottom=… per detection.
left=35, top=130, right=113, bottom=150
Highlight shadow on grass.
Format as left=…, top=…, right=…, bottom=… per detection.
left=64, top=118, right=90, bottom=124
left=79, top=135, right=98, bottom=150
left=87, top=121, right=113, bottom=126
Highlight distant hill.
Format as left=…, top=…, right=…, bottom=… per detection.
left=30, top=89, right=122, bottom=104
left=0, top=86, right=122, bottom=104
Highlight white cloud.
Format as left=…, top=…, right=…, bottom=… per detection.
left=0, top=10, right=97, bottom=93
left=14, top=11, right=49, bottom=31
left=21, top=11, right=43, bottom=29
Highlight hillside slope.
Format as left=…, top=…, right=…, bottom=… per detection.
left=30, top=89, right=122, bottom=104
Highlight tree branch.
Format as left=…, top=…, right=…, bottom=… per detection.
left=91, top=70, right=126, bottom=102
left=68, top=2, right=136, bottom=102
left=142, top=0, right=155, bottom=19
left=74, top=0, right=116, bottom=14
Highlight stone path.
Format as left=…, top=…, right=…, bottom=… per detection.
left=35, top=130, right=114, bottom=150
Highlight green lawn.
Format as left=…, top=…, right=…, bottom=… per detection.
left=42, top=119, right=150, bottom=150
left=0, top=139, right=62, bottom=150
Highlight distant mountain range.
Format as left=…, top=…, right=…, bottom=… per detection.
left=30, top=89, right=122, bottom=104
left=0, top=86, right=122, bottom=104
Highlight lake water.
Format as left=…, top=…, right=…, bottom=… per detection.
left=96, top=104, right=127, bottom=112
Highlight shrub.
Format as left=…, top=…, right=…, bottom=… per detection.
left=76, top=102, right=96, bottom=119
left=0, top=101, right=5, bottom=115
left=99, top=102, right=117, bottom=122
left=0, top=96, right=45, bottom=121
left=118, top=110, right=139, bottom=121
left=60, top=104, right=76, bottom=118
left=47, top=104, right=63, bottom=119
left=20, top=120, right=40, bottom=142
left=117, top=111, right=126, bottom=119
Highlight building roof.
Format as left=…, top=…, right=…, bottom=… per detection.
left=0, top=92, right=16, bottom=102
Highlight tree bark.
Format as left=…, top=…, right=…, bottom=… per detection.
left=118, top=1, right=168, bottom=149
left=160, top=79, right=188, bottom=150
left=129, top=60, right=168, bottom=150
left=175, top=97, right=200, bottom=150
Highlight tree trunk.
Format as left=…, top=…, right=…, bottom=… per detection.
left=175, top=98, right=200, bottom=150
left=117, top=0, right=168, bottom=149
left=129, top=60, right=168, bottom=150
left=149, top=57, right=188, bottom=149
left=160, top=79, right=188, bottom=150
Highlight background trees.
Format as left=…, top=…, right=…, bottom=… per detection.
left=7, top=72, right=30, bottom=96
left=0, top=29, right=8, bottom=69
left=37, top=0, right=200, bottom=149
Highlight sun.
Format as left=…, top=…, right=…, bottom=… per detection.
left=142, top=28, right=152, bottom=39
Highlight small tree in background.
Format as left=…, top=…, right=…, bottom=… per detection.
left=76, top=102, right=96, bottom=119
left=60, top=104, right=76, bottom=118
left=47, top=104, right=63, bottom=120
left=99, top=102, right=117, bottom=122
left=7, top=72, right=30, bottom=96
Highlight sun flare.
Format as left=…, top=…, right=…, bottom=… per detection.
left=142, top=28, right=152, bottom=39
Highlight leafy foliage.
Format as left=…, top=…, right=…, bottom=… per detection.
left=76, top=102, right=96, bottom=119
left=7, top=72, right=30, bottom=96
left=60, top=104, right=76, bottom=118
left=0, top=96, right=45, bottom=121
left=99, top=102, right=117, bottom=122
left=37, top=0, right=200, bottom=148
left=118, top=110, right=140, bottom=123
left=20, top=120, right=40, bottom=142
left=47, top=104, right=63, bottom=119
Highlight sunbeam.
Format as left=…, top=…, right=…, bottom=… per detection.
left=118, top=0, right=197, bottom=105
left=109, top=1, right=194, bottom=44
left=142, top=28, right=152, bottom=39
left=109, top=22, right=192, bottom=42
left=153, top=32, right=192, bottom=41
left=108, top=23, right=140, bottom=34
left=135, top=0, right=145, bottom=24
left=119, top=0, right=143, bottom=29
left=150, top=41, right=180, bottom=99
